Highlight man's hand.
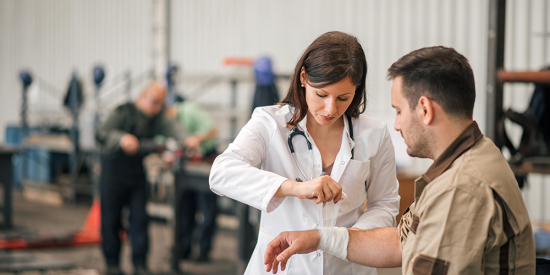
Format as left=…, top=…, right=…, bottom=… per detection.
left=120, top=134, right=139, bottom=155
left=264, top=230, right=320, bottom=274
left=184, top=136, right=201, bottom=149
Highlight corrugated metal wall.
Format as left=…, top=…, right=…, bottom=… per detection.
left=1, top=0, right=550, bottom=221
left=0, top=0, right=153, bottom=148
left=169, top=0, right=491, bottom=172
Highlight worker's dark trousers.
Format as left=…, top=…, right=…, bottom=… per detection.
left=180, top=190, right=218, bottom=256
left=100, top=155, right=149, bottom=268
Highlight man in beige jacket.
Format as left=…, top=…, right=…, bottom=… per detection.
left=264, top=46, right=536, bottom=274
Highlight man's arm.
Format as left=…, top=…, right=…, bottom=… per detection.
left=178, top=102, right=217, bottom=149
left=95, top=107, right=131, bottom=154
left=347, top=227, right=402, bottom=267
left=184, top=128, right=217, bottom=149
left=264, top=227, right=402, bottom=274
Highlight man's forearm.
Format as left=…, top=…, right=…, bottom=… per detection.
left=198, top=128, right=217, bottom=142
left=346, top=227, right=402, bottom=268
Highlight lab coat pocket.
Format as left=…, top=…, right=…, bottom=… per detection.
left=338, top=160, right=370, bottom=215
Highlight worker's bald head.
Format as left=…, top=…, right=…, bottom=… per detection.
left=136, top=81, right=166, bottom=117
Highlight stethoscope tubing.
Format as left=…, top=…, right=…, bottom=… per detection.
left=288, top=115, right=354, bottom=182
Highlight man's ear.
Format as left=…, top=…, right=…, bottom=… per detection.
left=417, top=96, right=434, bottom=125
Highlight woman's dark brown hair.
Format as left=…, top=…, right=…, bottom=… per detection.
left=281, top=31, right=367, bottom=128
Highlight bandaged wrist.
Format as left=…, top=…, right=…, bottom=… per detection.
left=317, top=227, right=349, bottom=261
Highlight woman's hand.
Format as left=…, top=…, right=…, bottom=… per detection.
left=277, top=176, right=343, bottom=204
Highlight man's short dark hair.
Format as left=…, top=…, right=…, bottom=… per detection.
left=387, top=46, right=476, bottom=119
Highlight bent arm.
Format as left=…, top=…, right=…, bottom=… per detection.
left=196, top=128, right=217, bottom=142
left=180, top=103, right=217, bottom=142
left=95, top=108, right=128, bottom=154
left=209, top=109, right=288, bottom=212
left=210, top=108, right=345, bottom=212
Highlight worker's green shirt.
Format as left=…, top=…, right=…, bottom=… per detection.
left=175, top=101, right=217, bottom=154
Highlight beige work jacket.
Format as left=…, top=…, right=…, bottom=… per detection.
left=398, top=122, right=535, bottom=274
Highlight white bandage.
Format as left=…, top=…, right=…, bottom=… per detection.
left=317, top=227, right=349, bottom=261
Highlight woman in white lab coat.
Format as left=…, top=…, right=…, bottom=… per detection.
left=209, top=31, right=399, bottom=275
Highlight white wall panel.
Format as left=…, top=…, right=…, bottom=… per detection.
left=169, top=0, right=491, bottom=172
left=2, top=1, right=550, bottom=196
left=0, top=0, right=152, bottom=148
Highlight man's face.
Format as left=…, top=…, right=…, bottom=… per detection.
left=139, top=88, right=165, bottom=117
left=391, top=76, right=430, bottom=158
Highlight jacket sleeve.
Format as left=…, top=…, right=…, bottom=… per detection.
left=209, top=108, right=289, bottom=212
left=402, top=186, right=493, bottom=275
left=95, top=107, right=127, bottom=154
left=352, top=126, right=400, bottom=229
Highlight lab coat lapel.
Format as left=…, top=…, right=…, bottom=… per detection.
left=292, top=115, right=317, bottom=181
left=329, top=115, right=355, bottom=183
left=295, top=114, right=356, bottom=183
left=343, top=114, right=356, bottom=153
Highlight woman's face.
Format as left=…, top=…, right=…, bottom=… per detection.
left=301, top=72, right=356, bottom=127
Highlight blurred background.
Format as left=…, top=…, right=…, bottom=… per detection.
left=0, top=0, right=549, bottom=274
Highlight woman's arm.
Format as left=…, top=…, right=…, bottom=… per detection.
left=209, top=109, right=288, bottom=212
left=209, top=108, right=344, bottom=212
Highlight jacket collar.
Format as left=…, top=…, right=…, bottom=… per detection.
left=414, top=121, right=483, bottom=201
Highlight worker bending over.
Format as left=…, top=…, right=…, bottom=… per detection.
left=264, top=46, right=536, bottom=274
left=96, top=81, right=186, bottom=275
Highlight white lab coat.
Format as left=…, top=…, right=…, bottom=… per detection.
left=210, top=105, right=400, bottom=275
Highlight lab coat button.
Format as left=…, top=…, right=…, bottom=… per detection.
left=316, top=164, right=320, bottom=168
left=316, top=252, right=321, bottom=257
left=341, top=161, right=345, bottom=165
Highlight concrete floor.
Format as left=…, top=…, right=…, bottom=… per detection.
left=0, top=191, right=401, bottom=275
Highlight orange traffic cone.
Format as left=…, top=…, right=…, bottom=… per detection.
left=74, top=198, right=102, bottom=243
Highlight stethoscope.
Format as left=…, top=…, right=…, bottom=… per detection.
left=288, top=115, right=354, bottom=182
